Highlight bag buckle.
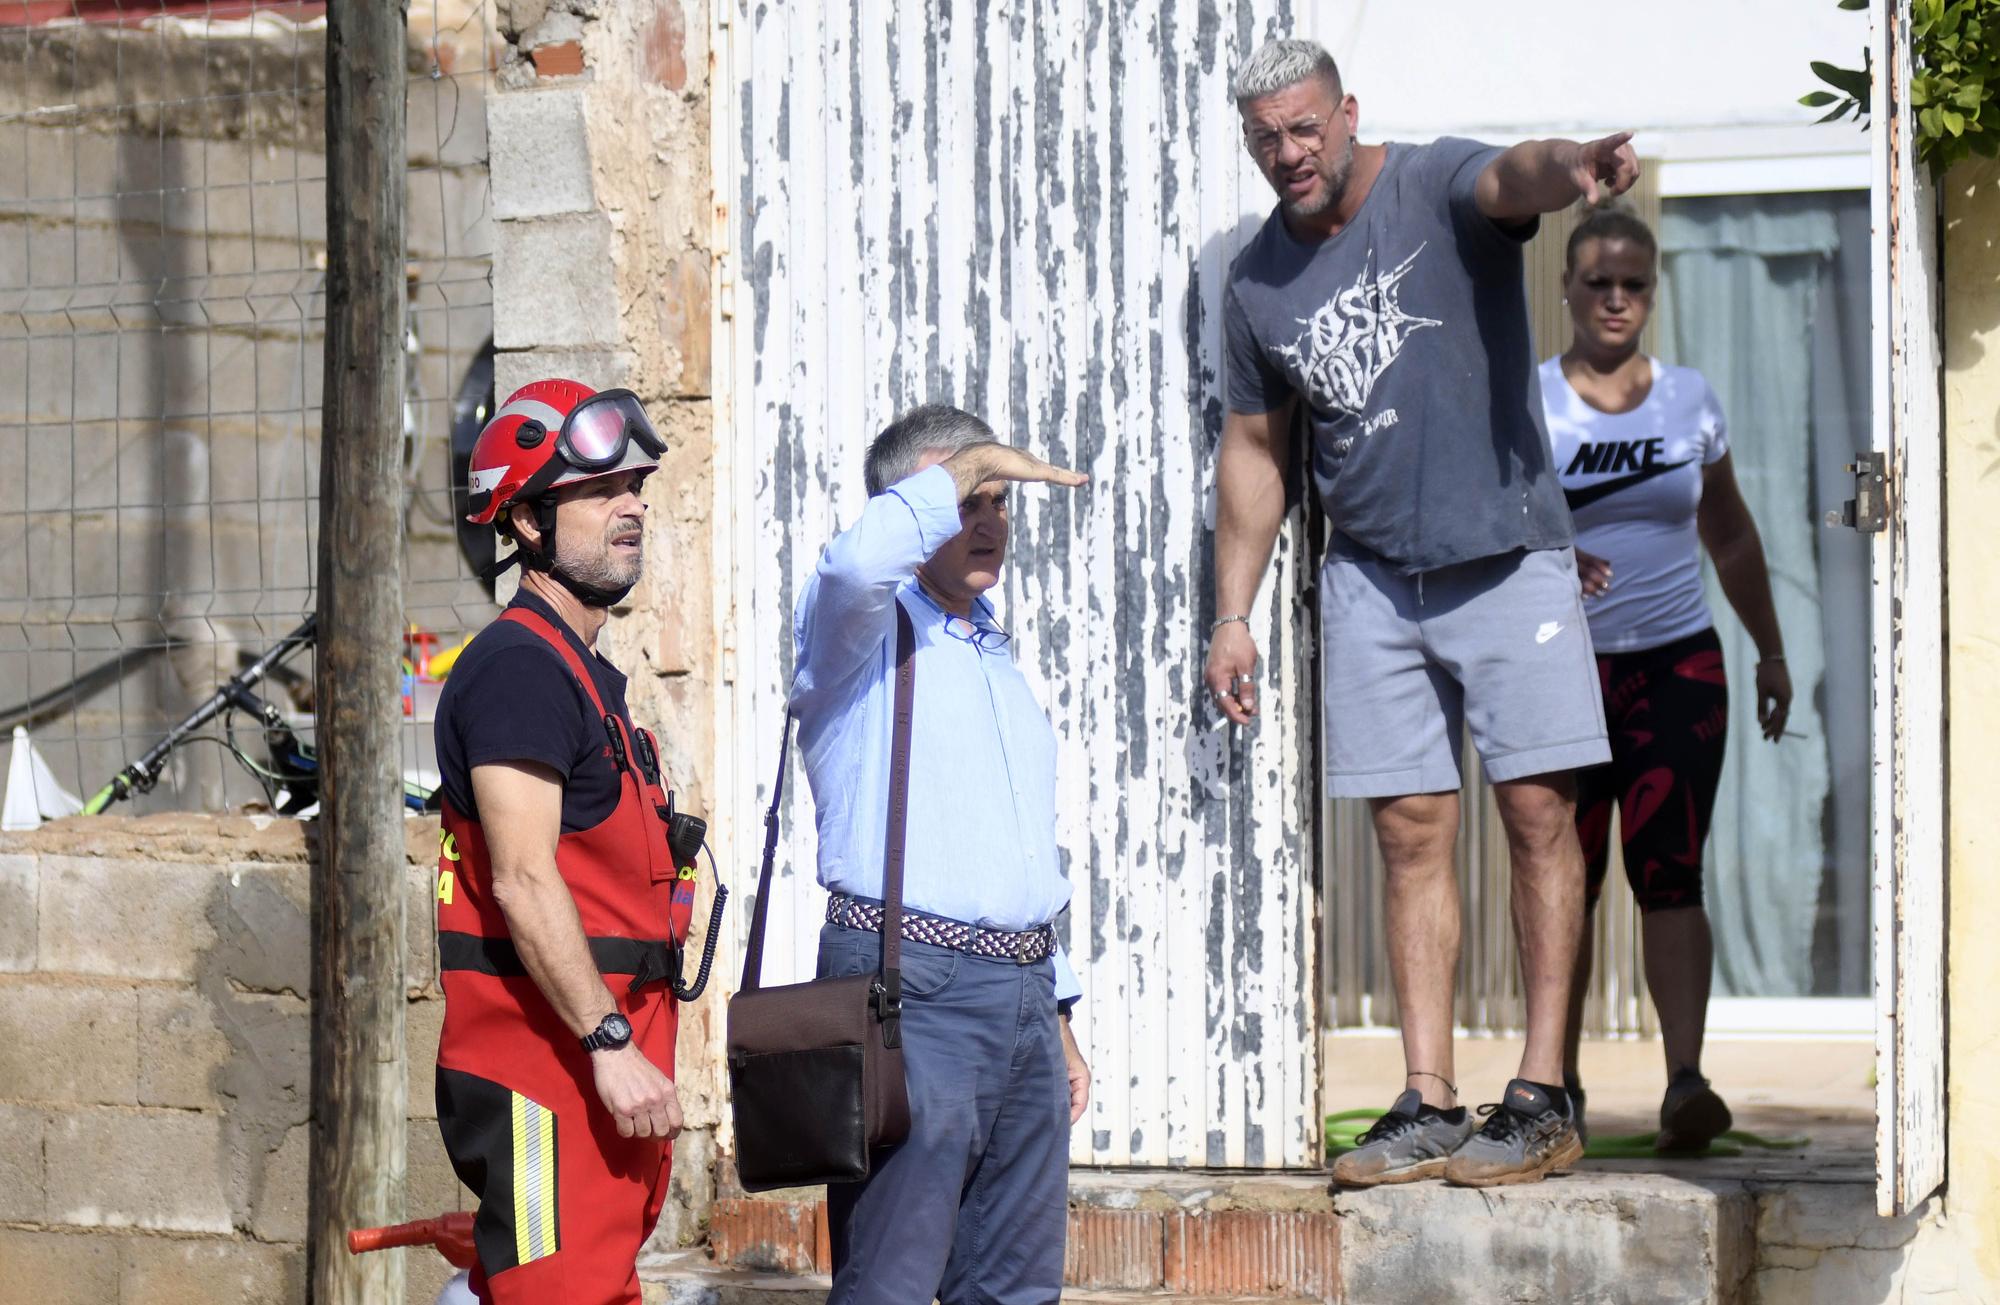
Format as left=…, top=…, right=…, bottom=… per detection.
left=871, top=969, right=903, bottom=1049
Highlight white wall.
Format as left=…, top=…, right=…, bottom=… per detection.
left=1293, top=0, right=1872, bottom=192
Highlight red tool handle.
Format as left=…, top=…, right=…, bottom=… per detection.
left=347, top=1212, right=478, bottom=1269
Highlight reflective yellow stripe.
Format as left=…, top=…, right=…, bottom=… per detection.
left=510, top=1093, right=532, bottom=1265
left=536, top=1104, right=558, bottom=1255
left=508, top=1091, right=559, bottom=1266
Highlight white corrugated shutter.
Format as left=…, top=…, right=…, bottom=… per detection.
left=715, top=0, right=1321, bottom=1169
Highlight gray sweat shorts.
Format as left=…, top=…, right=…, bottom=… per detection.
left=1320, top=544, right=1610, bottom=798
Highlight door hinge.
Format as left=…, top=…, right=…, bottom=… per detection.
left=1825, top=452, right=1889, bottom=533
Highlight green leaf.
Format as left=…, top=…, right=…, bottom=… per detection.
left=1816, top=103, right=1857, bottom=124
left=1837, top=0, right=1866, bottom=9
left=1814, top=60, right=1872, bottom=101
left=1921, top=104, right=1944, bottom=135
left=1958, top=80, right=1987, bottom=107
left=1800, top=90, right=1840, bottom=106
left=1945, top=108, right=1967, bottom=134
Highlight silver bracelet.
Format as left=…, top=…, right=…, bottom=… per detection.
left=1210, top=614, right=1251, bottom=634
left=1759, top=653, right=1786, bottom=664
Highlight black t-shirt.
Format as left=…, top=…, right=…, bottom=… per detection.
left=434, top=590, right=632, bottom=833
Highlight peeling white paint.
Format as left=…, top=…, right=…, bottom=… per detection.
left=718, top=0, right=1321, bottom=1169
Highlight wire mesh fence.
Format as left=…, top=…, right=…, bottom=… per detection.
left=0, top=0, right=498, bottom=820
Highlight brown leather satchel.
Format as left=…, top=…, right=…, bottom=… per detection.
left=726, top=601, right=915, bottom=1191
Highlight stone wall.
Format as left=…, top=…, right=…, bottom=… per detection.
left=0, top=815, right=462, bottom=1305
left=485, top=0, right=721, bottom=1249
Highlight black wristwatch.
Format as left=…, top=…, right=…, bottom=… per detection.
left=580, top=1012, right=633, bottom=1053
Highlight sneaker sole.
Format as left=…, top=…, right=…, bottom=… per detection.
left=1444, top=1133, right=1586, bottom=1188
left=1657, top=1089, right=1733, bottom=1153
left=1332, top=1156, right=1449, bottom=1188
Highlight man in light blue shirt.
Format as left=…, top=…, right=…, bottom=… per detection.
left=791, top=404, right=1089, bottom=1305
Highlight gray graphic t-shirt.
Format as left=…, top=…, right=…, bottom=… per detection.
left=1224, top=137, right=1574, bottom=574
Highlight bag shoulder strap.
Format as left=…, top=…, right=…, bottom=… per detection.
left=739, top=598, right=917, bottom=997
left=876, top=602, right=916, bottom=1033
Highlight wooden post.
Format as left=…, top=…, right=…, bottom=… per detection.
left=310, top=1, right=409, bottom=1301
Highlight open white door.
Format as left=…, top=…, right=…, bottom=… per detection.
left=1869, top=0, right=1947, bottom=1219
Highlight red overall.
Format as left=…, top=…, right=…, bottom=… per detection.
left=434, top=608, right=695, bottom=1305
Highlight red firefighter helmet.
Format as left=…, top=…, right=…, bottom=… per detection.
left=465, top=379, right=666, bottom=528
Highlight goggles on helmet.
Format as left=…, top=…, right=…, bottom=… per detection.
left=536, top=389, right=666, bottom=474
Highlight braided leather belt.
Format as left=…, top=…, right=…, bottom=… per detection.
left=826, top=893, right=1058, bottom=965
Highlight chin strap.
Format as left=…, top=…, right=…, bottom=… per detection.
left=478, top=495, right=636, bottom=609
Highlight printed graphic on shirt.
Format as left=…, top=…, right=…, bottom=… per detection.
left=1561, top=436, right=1697, bottom=511
left=1274, top=243, right=1439, bottom=427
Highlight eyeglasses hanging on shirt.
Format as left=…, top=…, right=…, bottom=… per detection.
left=941, top=614, right=1012, bottom=653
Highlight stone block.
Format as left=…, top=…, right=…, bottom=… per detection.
left=0, top=976, right=139, bottom=1105
left=408, top=1112, right=469, bottom=1221
left=45, top=1106, right=234, bottom=1233
left=407, top=995, right=447, bottom=1119
left=0, top=854, right=35, bottom=971
left=0, top=1229, right=122, bottom=1305
left=37, top=855, right=218, bottom=981
left=1336, top=1172, right=1752, bottom=1305
left=137, top=984, right=233, bottom=1109
left=118, top=1236, right=304, bottom=1305
left=407, top=860, right=440, bottom=996
left=494, top=347, right=637, bottom=397
left=493, top=213, right=620, bottom=349
left=0, top=1103, right=48, bottom=1222
left=250, top=1122, right=308, bottom=1245
left=488, top=87, right=594, bottom=220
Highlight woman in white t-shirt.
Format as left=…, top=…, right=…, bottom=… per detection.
left=1544, top=207, right=1792, bottom=1153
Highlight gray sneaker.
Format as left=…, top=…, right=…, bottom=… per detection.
left=1331, top=1089, right=1474, bottom=1187
left=1444, top=1079, right=1584, bottom=1187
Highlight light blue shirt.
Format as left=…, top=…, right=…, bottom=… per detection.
left=789, top=463, right=1082, bottom=1002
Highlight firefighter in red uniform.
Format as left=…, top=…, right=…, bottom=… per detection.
left=433, top=379, right=696, bottom=1305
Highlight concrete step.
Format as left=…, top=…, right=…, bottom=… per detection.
left=639, top=1250, right=1314, bottom=1304
left=671, top=1160, right=1896, bottom=1304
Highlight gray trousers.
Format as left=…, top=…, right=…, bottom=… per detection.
left=816, top=923, right=1069, bottom=1305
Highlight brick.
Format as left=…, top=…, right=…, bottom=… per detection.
left=251, top=1122, right=308, bottom=1245
left=656, top=251, right=711, bottom=397
left=45, top=1107, right=233, bottom=1233
left=118, top=1236, right=303, bottom=1305
left=137, top=985, right=233, bottom=1109
left=0, top=1103, right=48, bottom=1222
left=488, top=88, right=594, bottom=220
left=708, top=1196, right=828, bottom=1274
left=0, top=1229, right=121, bottom=1305
left=0, top=854, right=35, bottom=971
left=643, top=0, right=688, bottom=91
left=493, top=214, right=620, bottom=350
left=0, top=976, right=139, bottom=1104
left=1067, top=1206, right=1165, bottom=1290
left=1164, top=1209, right=1339, bottom=1300
left=37, top=856, right=218, bottom=981
left=531, top=40, right=585, bottom=78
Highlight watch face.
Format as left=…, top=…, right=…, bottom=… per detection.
left=603, top=1013, right=632, bottom=1042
